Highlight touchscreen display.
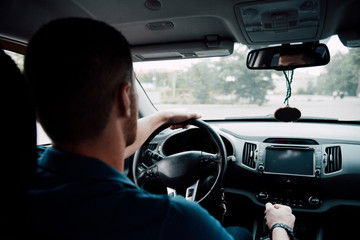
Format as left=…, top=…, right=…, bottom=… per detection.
left=265, top=148, right=314, bottom=176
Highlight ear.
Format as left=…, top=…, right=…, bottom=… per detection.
left=117, top=82, right=132, bottom=118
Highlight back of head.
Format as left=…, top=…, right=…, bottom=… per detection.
left=25, top=18, right=133, bottom=144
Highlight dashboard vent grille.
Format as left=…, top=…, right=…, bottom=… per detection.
left=325, top=146, right=342, bottom=173
left=243, top=142, right=257, bottom=169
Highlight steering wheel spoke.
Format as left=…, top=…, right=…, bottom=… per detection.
left=185, top=180, right=199, bottom=201
left=167, top=187, right=177, bottom=197
left=167, top=180, right=200, bottom=201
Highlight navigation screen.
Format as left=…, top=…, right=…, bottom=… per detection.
left=265, top=148, right=314, bottom=176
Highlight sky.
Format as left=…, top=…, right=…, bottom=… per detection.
left=325, top=35, right=348, bottom=55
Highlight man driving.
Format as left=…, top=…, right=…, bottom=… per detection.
left=25, top=18, right=295, bottom=240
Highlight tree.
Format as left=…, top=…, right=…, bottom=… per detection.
left=176, top=46, right=274, bottom=105
left=316, top=48, right=360, bottom=96
left=350, top=48, right=360, bottom=96
left=136, top=46, right=276, bottom=105
left=216, top=46, right=274, bottom=105
left=176, top=61, right=218, bottom=103
left=136, top=71, right=169, bottom=87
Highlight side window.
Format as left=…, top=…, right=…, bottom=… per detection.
left=5, top=50, right=24, bottom=71
left=5, top=50, right=51, bottom=145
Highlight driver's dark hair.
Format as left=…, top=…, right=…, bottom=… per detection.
left=25, top=18, right=133, bottom=144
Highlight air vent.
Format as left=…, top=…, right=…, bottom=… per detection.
left=242, top=142, right=257, bottom=169
left=325, top=146, right=342, bottom=173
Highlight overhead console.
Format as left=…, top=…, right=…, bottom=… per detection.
left=234, top=0, right=325, bottom=45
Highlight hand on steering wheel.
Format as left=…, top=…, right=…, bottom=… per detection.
left=133, top=119, right=227, bottom=203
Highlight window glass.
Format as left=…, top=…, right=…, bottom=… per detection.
left=5, top=50, right=51, bottom=145
left=134, top=35, right=360, bottom=121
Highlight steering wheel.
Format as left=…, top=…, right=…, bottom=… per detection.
left=133, top=118, right=227, bottom=203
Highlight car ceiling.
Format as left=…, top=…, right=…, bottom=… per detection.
left=0, top=0, right=359, bottom=57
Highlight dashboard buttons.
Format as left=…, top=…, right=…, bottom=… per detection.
left=256, top=192, right=322, bottom=209
left=258, top=192, right=269, bottom=200
left=279, top=176, right=297, bottom=184
left=308, top=196, right=320, bottom=205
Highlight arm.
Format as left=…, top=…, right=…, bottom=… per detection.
left=124, top=109, right=201, bottom=158
left=264, top=203, right=295, bottom=240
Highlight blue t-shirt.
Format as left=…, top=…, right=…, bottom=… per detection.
left=28, top=147, right=234, bottom=239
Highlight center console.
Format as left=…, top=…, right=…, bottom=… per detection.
left=252, top=140, right=324, bottom=209
left=256, top=142, right=323, bottom=177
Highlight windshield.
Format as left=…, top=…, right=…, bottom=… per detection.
left=134, top=35, right=360, bottom=121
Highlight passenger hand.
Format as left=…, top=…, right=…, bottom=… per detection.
left=264, top=202, right=295, bottom=229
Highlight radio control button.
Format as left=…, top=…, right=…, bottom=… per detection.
left=258, top=192, right=269, bottom=200
left=308, top=196, right=320, bottom=205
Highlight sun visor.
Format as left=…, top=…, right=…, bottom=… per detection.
left=131, top=37, right=234, bottom=62
left=235, top=0, right=325, bottom=45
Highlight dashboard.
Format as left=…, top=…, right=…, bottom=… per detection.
left=148, top=120, right=360, bottom=213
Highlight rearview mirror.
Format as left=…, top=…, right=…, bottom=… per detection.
left=246, top=43, right=330, bottom=70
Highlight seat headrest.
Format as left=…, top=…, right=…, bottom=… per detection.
left=0, top=48, right=38, bottom=238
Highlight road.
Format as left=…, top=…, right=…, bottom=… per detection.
left=157, top=95, right=360, bottom=120
left=37, top=95, right=360, bottom=144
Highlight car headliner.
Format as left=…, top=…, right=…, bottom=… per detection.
left=0, top=0, right=359, bottom=57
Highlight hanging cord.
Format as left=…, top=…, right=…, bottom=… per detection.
left=282, top=70, right=294, bottom=105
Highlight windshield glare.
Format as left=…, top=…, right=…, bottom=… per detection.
left=134, top=35, right=360, bottom=121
